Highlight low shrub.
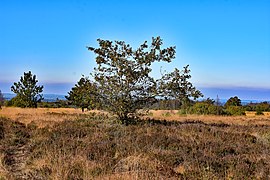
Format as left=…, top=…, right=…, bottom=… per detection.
left=225, top=106, right=246, bottom=116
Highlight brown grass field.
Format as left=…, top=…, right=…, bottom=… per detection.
left=0, top=107, right=270, bottom=127
left=0, top=107, right=270, bottom=179
left=0, top=107, right=105, bottom=128
left=148, top=110, right=270, bottom=126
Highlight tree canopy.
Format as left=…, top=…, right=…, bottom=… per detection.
left=158, top=65, right=203, bottom=107
left=11, top=71, right=43, bottom=108
left=66, top=76, right=100, bottom=112
left=225, top=96, right=242, bottom=107
left=87, top=37, right=176, bottom=123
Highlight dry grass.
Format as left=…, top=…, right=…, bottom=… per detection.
left=0, top=108, right=270, bottom=179
left=1, top=108, right=270, bottom=127
left=0, top=107, right=104, bottom=128
left=0, top=114, right=270, bottom=180
left=147, top=110, right=270, bottom=126
left=246, top=111, right=257, bottom=116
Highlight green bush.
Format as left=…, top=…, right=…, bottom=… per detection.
left=225, top=106, right=245, bottom=116
left=190, top=101, right=224, bottom=115
left=244, top=102, right=270, bottom=113
left=191, top=102, right=210, bottom=115
left=255, top=107, right=264, bottom=115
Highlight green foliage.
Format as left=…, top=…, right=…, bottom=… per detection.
left=190, top=98, right=224, bottom=115
left=244, top=102, right=270, bottom=115
left=8, top=95, right=26, bottom=107
left=88, top=37, right=176, bottom=123
left=66, top=76, right=100, bottom=112
left=224, top=96, right=246, bottom=116
left=191, top=102, right=213, bottom=115
left=5, top=99, right=14, bottom=107
left=225, top=106, right=246, bottom=116
left=11, top=71, right=43, bottom=108
left=255, top=102, right=270, bottom=115
left=255, top=109, right=264, bottom=115
left=159, top=65, right=203, bottom=106
left=224, top=96, right=242, bottom=108
left=158, top=65, right=203, bottom=114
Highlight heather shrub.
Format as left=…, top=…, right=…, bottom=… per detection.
left=0, top=114, right=270, bottom=179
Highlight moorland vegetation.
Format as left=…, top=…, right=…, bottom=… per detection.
left=0, top=37, right=270, bottom=179
left=0, top=110, right=270, bottom=179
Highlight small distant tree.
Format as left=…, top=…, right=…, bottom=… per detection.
left=224, top=96, right=245, bottom=115
left=11, top=71, right=43, bottom=108
left=224, top=96, right=242, bottom=107
left=66, top=76, right=100, bottom=112
left=255, top=102, right=270, bottom=115
left=88, top=37, right=176, bottom=123
left=0, top=90, right=4, bottom=109
left=159, top=65, right=203, bottom=111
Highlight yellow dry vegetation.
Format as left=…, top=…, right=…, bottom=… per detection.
left=147, top=110, right=270, bottom=126
left=1, top=107, right=270, bottom=179
left=0, top=107, right=94, bottom=127
left=245, top=111, right=257, bottom=116
left=0, top=107, right=270, bottom=127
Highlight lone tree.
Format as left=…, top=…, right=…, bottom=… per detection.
left=224, top=96, right=242, bottom=107
left=11, top=71, right=43, bottom=108
left=159, top=65, right=203, bottom=109
left=0, top=90, right=4, bottom=109
left=66, top=76, right=100, bottom=112
left=88, top=37, right=176, bottom=123
left=224, top=96, right=245, bottom=116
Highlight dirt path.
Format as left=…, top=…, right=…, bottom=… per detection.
left=1, top=120, right=36, bottom=179
left=4, top=143, right=30, bottom=179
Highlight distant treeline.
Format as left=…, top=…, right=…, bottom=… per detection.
left=2, top=93, right=66, bottom=102
left=1, top=37, right=269, bottom=120
left=3, top=99, right=70, bottom=108
left=4, top=96, right=270, bottom=116
left=148, top=97, right=270, bottom=116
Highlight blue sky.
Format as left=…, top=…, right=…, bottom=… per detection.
left=0, top=0, right=269, bottom=100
